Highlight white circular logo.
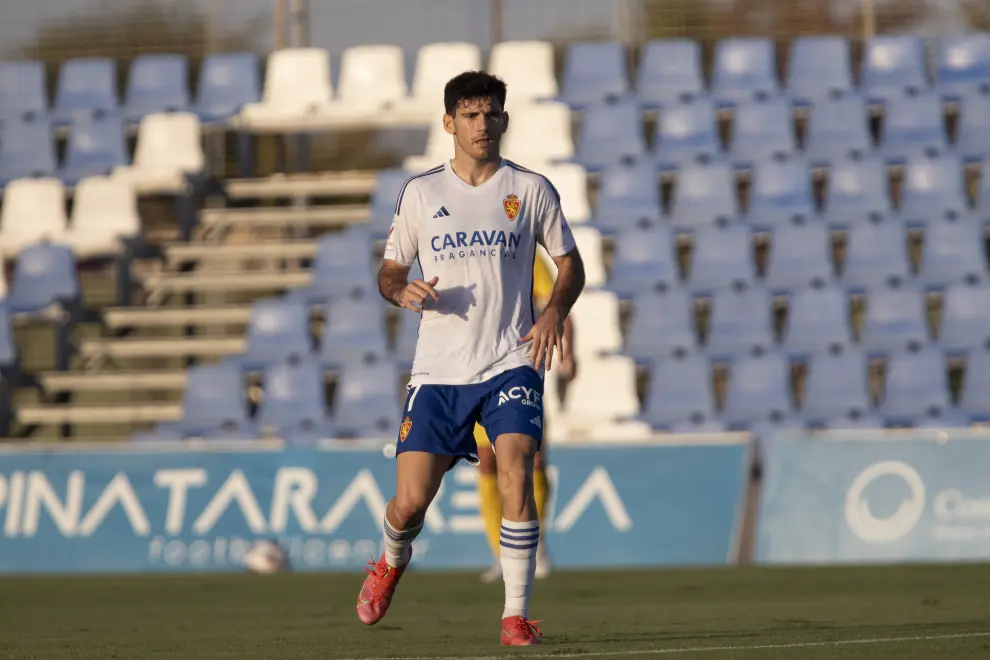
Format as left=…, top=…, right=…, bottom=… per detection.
left=845, top=460, right=926, bottom=544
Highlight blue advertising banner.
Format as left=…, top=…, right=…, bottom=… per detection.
left=0, top=438, right=750, bottom=574
left=756, top=430, right=990, bottom=564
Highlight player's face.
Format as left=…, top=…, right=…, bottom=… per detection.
left=445, top=97, right=507, bottom=161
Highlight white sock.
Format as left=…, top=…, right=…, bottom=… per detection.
left=500, top=518, right=539, bottom=619
left=383, top=516, right=422, bottom=569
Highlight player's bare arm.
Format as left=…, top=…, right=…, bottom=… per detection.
left=378, top=260, right=439, bottom=313
left=520, top=247, right=585, bottom=371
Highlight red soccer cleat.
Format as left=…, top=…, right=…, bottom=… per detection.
left=500, top=616, right=543, bottom=645
left=356, top=552, right=409, bottom=625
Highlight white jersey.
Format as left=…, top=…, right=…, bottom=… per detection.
left=383, top=159, right=577, bottom=387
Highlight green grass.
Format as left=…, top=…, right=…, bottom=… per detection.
left=1, top=565, right=989, bottom=659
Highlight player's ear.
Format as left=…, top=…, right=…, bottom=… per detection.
left=443, top=112, right=455, bottom=135
left=501, top=110, right=510, bottom=133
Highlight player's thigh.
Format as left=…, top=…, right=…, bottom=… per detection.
left=394, top=450, right=454, bottom=514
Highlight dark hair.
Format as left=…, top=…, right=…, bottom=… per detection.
left=444, top=71, right=507, bottom=116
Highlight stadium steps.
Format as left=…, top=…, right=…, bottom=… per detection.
left=16, top=402, right=182, bottom=426
left=79, top=335, right=246, bottom=367
left=199, top=205, right=369, bottom=234
left=163, top=240, right=319, bottom=265
left=38, top=370, right=188, bottom=393
left=225, top=171, right=378, bottom=199
left=138, top=270, right=311, bottom=300
left=103, top=305, right=254, bottom=330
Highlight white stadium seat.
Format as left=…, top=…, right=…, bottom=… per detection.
left=392, top=42, right=483, bottom=122
left=569, top=225, right=606, bottom=287
left=563, top=355, right=641, bottom=427
left=64, top=177, right=140, bottom=258
left=543, top=163, right=590, bottom=224
left=568, top=289, right=623, bottom=360
left=489, top=40, right=558, bottom=108
left=331, top=44, right=408, bottom=113
left=239, top=48, right=334, bottom=127
left=113, top=112, right=204, bottom=194
left=0, top=178, right=68, bottom=257
left=403, top=120, right=451, bottom=171
left=501, top=102, right=574, bottom=163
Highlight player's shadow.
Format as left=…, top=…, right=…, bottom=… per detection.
left=431, top=283, right=478, bottom=321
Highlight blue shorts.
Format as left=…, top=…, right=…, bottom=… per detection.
left=395, top=366, right=544, bottom=466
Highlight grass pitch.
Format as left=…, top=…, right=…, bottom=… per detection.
left=1, top=565, right=989, bottom=659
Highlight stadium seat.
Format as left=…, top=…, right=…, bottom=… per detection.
left=980, top=160, right=990, bottom=210
left=543, top=163, right=591, bottom=225
left=0, top=116, right=56, bottom=185
left=959, top=347, right=990, bottom=420
left=722, top=347, right=793, bottom=428
left=113, top=112, right=204, bottom=194
left=52, top=58, right=117, bottom=125
left=687, top=222, right=755, bottom=293
left=591, top=158, right=661, bottom=233
left=936, top=32, right=990, bottom=101
left=878, top=91, right=948, bottom=164
left=841, top=214, right=910, bottom=291
left=802, top=343, right=872, bottom=424
left=746, top=154, right=815, bottom=231
left=63, top=176, right=140, bottom=259
left=568, top=289, right=622, bottom=360
left=368, top=168, right=409, bottom=235
left=955, top=87, right=990, bottom=163
left=123, top=54, right=190, bottom=123
left=668, top=162, right=739, bottom=232
left=234, top=298, right=314, bottom=372
left=939, top=277, right=990, bottom=355
left=166, top=364, right=252, bottom=439
left=780, top=280, right=853, bottom=358
left=786, top=36, right=854, bottom=105
left=706, top=281, right=774, bottom=359
left=879, top=344, right=951, bottom=424
left=636, top=39, right=704, bottom=108
left=861, top=278, right=930, bottom=356
left=563, top=355, right=640, bottom=427
left=574, top=99, right=646, bottom=171
left=194, top=52, right=261, bottom=123
left=331, top=44, right=408, bottom=113
left=822, top=412, right=885, bottom=430
left=641, top=348, right=715, bottom=429
left=239, top=48, right=334, bottom=125
left=911, top=407, right=971, bottom=429
left=625, top=284, right=696, bottom=361
left=402, top=119, right=450, bottom=171
left=0, top=60, right=46, bottom=121
left=803, top=93, right=873, bottom=167
left=861, top=35, right=929, bottom=104
left=6, top=243, right=80, bottom=315
left=559, top=41, right=630, bottom=108
left=258, top=361, right=333, bottom=443
left=919, top=212, right=986, bottom=289
left=670, top=418, right=729, bottom=434
left=333, top=359, right=402, bottom=438
left=899, top=155, right=967, bottom=228
left=0, top=178, right=68, bottom=258
left=822, top=155, right=893, bottom=229
left=748, top=412, right=807, bottom=441
left=569, top=226, right=606, bottom=288
left=608, top=221, right=677, bottom=298
left=729, top=97, right=797, bottom=167
left=0, top=306, right=16, bottom=368
left=290, top=229, right=376, bottom=304
left=488, top=41, right=557, bottom=106
left=501, top=102, right=574, bottom=164
left=61, top=113, right=129, bottom=185
left=764, top=217, right=834, bottom=293
left=711, top=38, right=779, bottom=106
left=397, top=42, right=482, bottom=120
left=652, top=96, right=721, bottom=171
left=320, top=296, right=389, bottom=369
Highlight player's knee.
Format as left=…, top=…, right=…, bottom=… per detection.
left=391, top=491, right=432, bottom=528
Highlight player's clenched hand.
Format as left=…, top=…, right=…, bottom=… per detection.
left=519, top=305, right=565, bottom=371
left=399, top=276, right=439, bottom=313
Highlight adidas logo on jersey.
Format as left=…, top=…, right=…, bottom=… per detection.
left=530, top=416, right=542, bottom=429
left=432, top=206, right=451, bottom=218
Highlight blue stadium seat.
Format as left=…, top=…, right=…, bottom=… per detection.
left=748, top=412, right=807, bottom=441
left=575, top=99, right=646, bottom=171
left=608, top=222, right=678, bottom=299
left=861, top=278, right=929, bottom=356
left=636, top=39, right=704, bottom=108
left=764, top=218, right=834, bottom=294
left=911, top=407, right=971, bottom=429
left=980, top=160, right=990, bottom=210
left=936, top=33, right=990, bottom=101
left=729, top=97, right=797, bottom=167
left=802, top=344, right=871, bottom=424
left=939, top=277, right=990, bottom=355
left=955, top=87, right=990, bottom=163
left=879, top=344, right=951, bottom=425
left=289, top=229, right=375, bottom=305
left=919, top=211, right=986, bottom=289
left=369, top=169, right=411, bottom=237
left=0, top=306, right=17, bottom=369
left=959, top=347, right=990, bottom=421
left=6, top=243, right=79, bottom=315
left=899, top=155, right=967, bottom=228
left=722, top=347, right=793, bottom=429
left=711, top=38, right=779, bottom=106
left=258, top=362, right=333, bottom=443
left=234, top=298, right=314, bottom=372
left=559, top=41, right=630, bottom=108
left=822, top=155, right=893, bottom=229
left=123, top=54, right=191, bottom=123
left=781, top=281, right=853, bottom=359
left=786, top=36, right=854, bottom=105
left=861, top=35, right=929, bottom=104
left=841, top=214, right=910, bottom=292
left=706, top=282, right=773, bottom=359
left=822, top=412, right=885, bottom=430
left=746, top=154, right=815, bottom=231
left=878, top=91, right=948, bottom=164
left=687, top=222, right=755, bottom=293
left=640, top=348, right=716, bottom=429
left=668, top=162, right=739, bottom=232
left=52, top=58, right=117, bottom=125
left=394, top=309, right=420, bottom=369
left=194, top=52, right=261, bottom=122
left=670, top=418, right=729, bottom=434
left=803, top=93, right=873, bottom=167
left=333, top=360, right=402, bottom=437
left=652, top=96, right=721, bottom=171
left=319, top=296, right=389, bottom=369
left=60, top=113, right=128, bottom=185
left=167, top=364, right=252, bottom=439
left=625, top=284, right=696, bottom=361
left=592, top=158, right=662, bottom=233
left=0, top=61, right=46, bottom=121
left=0, top=117, right=56, bottom=185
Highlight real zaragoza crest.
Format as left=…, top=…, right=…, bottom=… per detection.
left=503, top=193, right=520, bottom=221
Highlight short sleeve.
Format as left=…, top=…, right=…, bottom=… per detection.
left=383, top=179, right=421, bottom=267
left=535, top=179, right=577, bottom=258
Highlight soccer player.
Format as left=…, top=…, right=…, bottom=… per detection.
left=356, top=70, right=586, bottom=647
